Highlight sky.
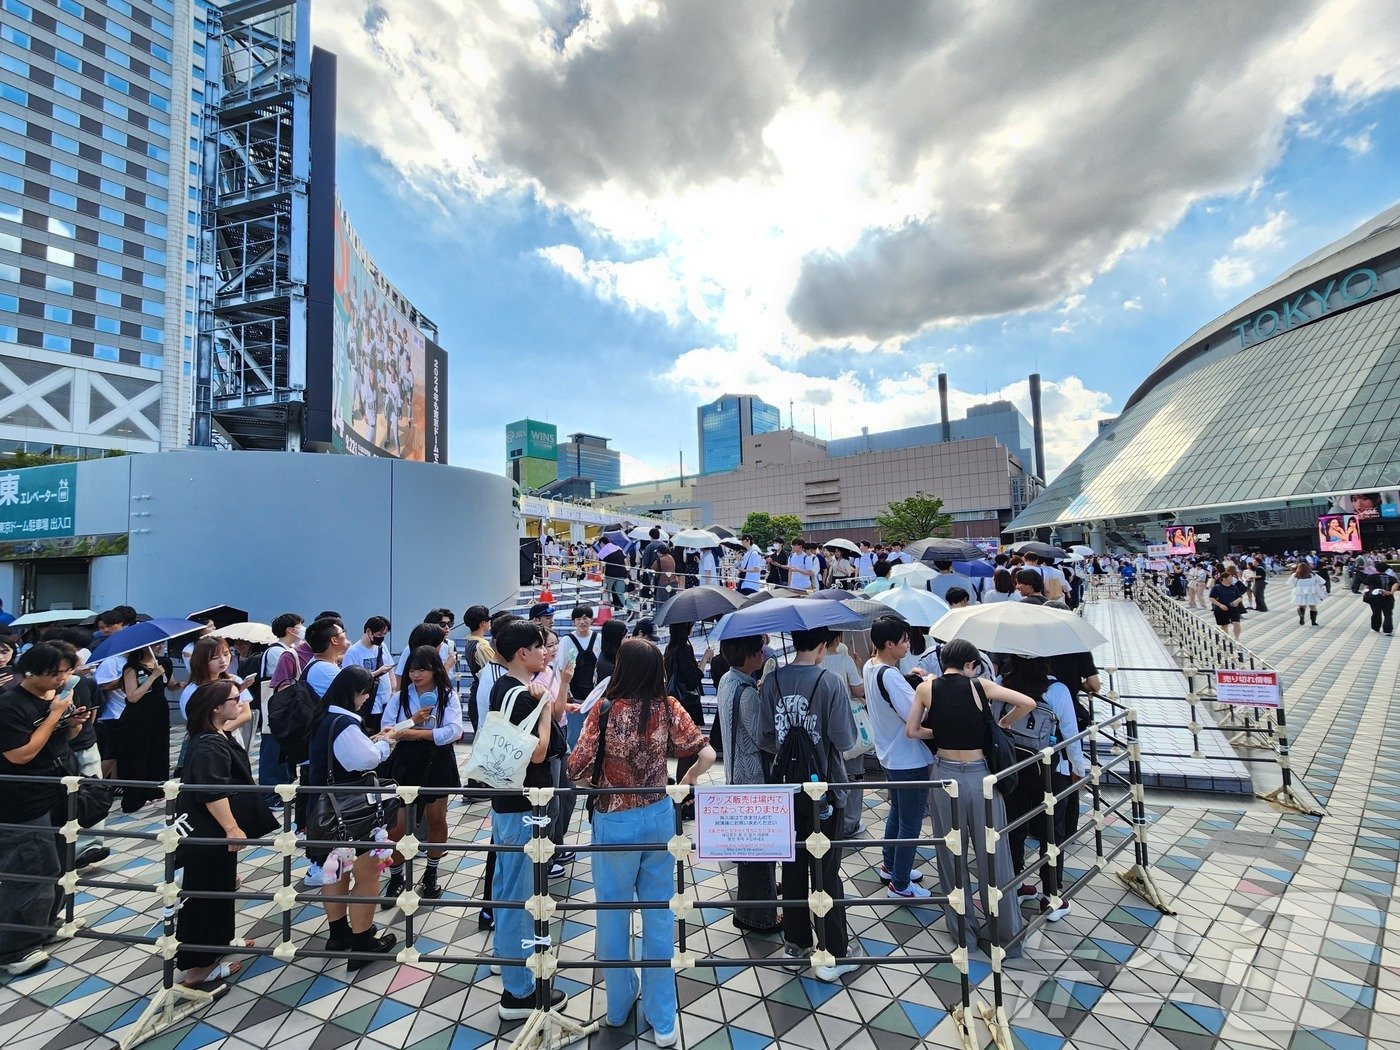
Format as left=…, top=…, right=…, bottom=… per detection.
left=314, top=0, right=1400, bottom=484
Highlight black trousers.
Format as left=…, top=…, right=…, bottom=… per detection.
left=177, top=842, right=237, bottom=969
left=781, top=807, right=847, bottom=955
left=1371, top=597, right=1395, bottom=634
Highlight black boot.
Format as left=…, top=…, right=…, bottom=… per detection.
left=418, top=869, right=443, bottom=900
left=346, top=927, right=397, bottom=972
left=1298, top=608, right=1305, bottom=625
left=325, top=916, right=352, bottom=952
left=1310, top=610, right=1318, bottom=625
left=380, top=868, right=404, bottom=911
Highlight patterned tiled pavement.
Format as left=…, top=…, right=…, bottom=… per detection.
left=0, top=588, right=1395, bottom=1049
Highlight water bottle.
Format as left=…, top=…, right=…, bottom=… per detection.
left=810, top=774, right=832, bottom=822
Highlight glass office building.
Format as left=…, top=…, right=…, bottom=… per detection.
left=697, top=393, right=779, bottom=474
left=557, top=431, right=621, bottom=494
left=0, top=0, right=205, bottom=458
left=1010, top=204, right=1400, bottom=547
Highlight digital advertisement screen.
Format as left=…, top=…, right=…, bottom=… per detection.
left=330, top=199, right=447, bottom=462
left=1164, top=525, right=1196, bottom=556
left=1318, top=514, right=1362, bottom=553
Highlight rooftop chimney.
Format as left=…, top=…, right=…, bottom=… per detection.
left=1028, top=373, right=1046, bottom=480
left=938, top=373, right=951, bottom=443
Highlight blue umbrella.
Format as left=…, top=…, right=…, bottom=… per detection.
left=89, top=618, right=206, bottom=663
left=713, top=597, right=865, bottom=640
left=953, top=560, right=996, bottom=578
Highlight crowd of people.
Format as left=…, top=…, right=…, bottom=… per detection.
left=0, top=535, right=1393, bottom=1032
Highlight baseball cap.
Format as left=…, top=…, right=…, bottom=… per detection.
left=529, top=602, right=555, bottom=619
left=633, top=618, right=658, bottom=641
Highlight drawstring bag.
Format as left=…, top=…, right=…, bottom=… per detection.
left=462, top=685, right=550, bottom=790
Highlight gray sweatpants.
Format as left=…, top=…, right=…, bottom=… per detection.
left=928, top=756, right=1023, bottom=957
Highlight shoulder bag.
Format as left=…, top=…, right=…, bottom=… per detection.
left=462, top=685, right=551, bottom=790
left=973, top=678, right=1018, bottom=796
left=308, top=716, right=402, bottom=845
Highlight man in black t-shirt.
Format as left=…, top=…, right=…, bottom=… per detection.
left=486, top=621, right=568, bottom=1020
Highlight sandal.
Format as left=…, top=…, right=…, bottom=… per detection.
left=182, top=960, right=240, bottom=986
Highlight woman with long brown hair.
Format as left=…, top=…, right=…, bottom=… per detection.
left=568, top=639, right=713, bottom=1044
left=1290, top=559, right=1326, bottom=626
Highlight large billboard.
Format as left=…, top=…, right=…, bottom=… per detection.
left=1318, top=514, right=1362, bottom=553
left=1164, top=525, right=1196, bottom=556
left=329, top=199, right=448, bottom=462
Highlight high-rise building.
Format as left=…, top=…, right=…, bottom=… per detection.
left=0, top=0, right=206, bottom=458
left=697, top=393, right=780, bottom=475
left=506, top=417, right=557, bottom=491
left=826, top=398, right=1037, bottom=475
left=557, top=431, right=620, bottom=493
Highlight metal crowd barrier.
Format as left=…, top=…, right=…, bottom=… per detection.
left=0, top=731, right=1173, bottom=1050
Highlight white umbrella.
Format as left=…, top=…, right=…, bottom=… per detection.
left=671, top=529, right=722, bottom=549
left=1068, top=544, right=1096, bottom=559
left=870, top=587, right=951, bottom=627
left=213, top=621, right=277, bottom=645
left=7, top=608, right=97, bottom=628
left=823, top=537, right=860, bottom=554
left=890, top=562, right=939, bottom=588
left=628, top=525, right=668, bottom=541
left=931, top=601, right=1107, bottom=656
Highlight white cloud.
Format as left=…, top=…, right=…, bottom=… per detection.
left=315, top=0, right=1400, bottom=352
left=1231, top=210, right=1292, bottom=253
left=662, top=349, right=1110, bottom=478
left=1342, top=125, right=1375, bottom=155
left=1210, top=209, right=1293, bottom=291
left=1122, top=297, right=1143, bottom=311
left=618, top=450, right=677, bottom=485
left=1060, top=294, right=1086, bottom=314
left=1210, top=255, right=1258, bottom=290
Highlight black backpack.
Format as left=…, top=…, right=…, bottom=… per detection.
left=567, top=633, right=598, bottom=701
left=763, top=668, right=829, bottom=831
left=267, top=665, right=319, bottom=767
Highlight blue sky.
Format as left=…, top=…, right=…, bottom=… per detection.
left=319, top=1, right=1400, bottom=482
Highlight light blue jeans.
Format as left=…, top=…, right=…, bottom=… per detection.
left=881, top=764, right=931, bottom=890
left=491, top=808, right=538, bottom=999
left=591, top=797, right=678, bottom=1033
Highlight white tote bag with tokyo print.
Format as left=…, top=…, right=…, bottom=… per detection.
left=463, top=686, right=550, bottom=790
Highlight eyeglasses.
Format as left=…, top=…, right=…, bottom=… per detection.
left=439, top=620, right=453, bottom=628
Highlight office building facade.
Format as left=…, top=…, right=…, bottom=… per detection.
left=505, top=417, right=557, bottom=491
left=0, top=0, right=206, bottom=458
left=557, top=431, right=621, bottom=493
left=697, top=392, right=780, bottom=474
left=826, top=398, right=1037, bottom=478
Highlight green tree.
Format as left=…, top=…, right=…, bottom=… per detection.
left=739, top=512, right=805, bottom=548
left=875, top=491, right=953, bottom=545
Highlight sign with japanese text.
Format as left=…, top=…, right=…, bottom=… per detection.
left=694, top=786, right=796, bottom=863
left=1215, top=669, right=1281, bottom=708
left=0, top=464, right=77, bottom=541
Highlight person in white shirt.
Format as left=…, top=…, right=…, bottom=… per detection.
left=736, top=536, right=766, bottom=595
left=856, top=541, right=877, bottom=584
left=787, top=539, right=820, bottom=592
left=887, top=542, right=912, bottom=565
left=342, top=616, right=397, bottom=733
left=698, top=547, right=720, bottom=588
left=862, top=617, right=932, bottom=898
left=257, top=613, right=303, bottom=804
left=92, top=606, right=138, bottom=777
left=928, top=562, right=981, bottom=605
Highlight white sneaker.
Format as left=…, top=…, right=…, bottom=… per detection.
left=653, top=1025, right=680, bottom=1047
left=1, top=949, right=49, bottom=976
left=886, top=881, right=932, bottom=900
left=814, top=946, right=865, bottom=982
left=302, top=863, right=326, bottom=888
left=1041, top=900, right=1071, bottom=922
left=876, top=863, right=924, bottom=883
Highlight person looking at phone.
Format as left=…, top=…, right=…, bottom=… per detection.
left=0, top=640, right=87, bottom=975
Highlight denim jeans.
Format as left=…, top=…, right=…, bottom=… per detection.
left=491, top=808, right=538, bottom=998
left=881, top=764, right=930, bottom=890
left=72, top=744, right=105, bottom=855
left=591, top=797, right=678, bottom=1034
left=257, top=733, right=290, bottom=807
left=566, top=711, right=587, bottom=750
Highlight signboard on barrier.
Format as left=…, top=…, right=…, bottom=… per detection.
left=1215, top=669, right=1281, bottom=708
left=694, top=786, right=795, bottom=862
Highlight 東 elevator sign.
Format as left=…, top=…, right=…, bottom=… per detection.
left=0, top=464, right=77, bottom=540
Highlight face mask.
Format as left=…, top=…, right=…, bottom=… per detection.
left=291, top=625, right=305, bottom=640
left=371, top=634, right=386, bottom=645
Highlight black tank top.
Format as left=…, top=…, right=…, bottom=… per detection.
left=924, top=674, right=985, bottom=751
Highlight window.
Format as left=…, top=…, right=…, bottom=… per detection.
left=149, top=118, right=170, bottom=137
left=0, top=292, right=17, bottom=311
left=139, top=351, right=162, bottom=368
left=97, top=232, right=123, bottom=252
left=144, top=246, right=165, bottom=264
left=0, top=24, right=29, bottom=47
left=99, top=205, right=124, bottom=225
left=56, top=0, right=82, bottom=15
left=48, top=245, right=76, bottom=266
left=99, top=177, right=124, bottom=197
left=54, top=48, right=82, bottom=72
left=51, top=160, right=79, bottom=182
left=54, top=22, right=83, bottom=45
left=142, top=272, right=164, bottom=290
left=48, top=217, right=76, bottom=238
left=94, top=343, right=119, bottom=361
left=149, top=94, right=170, bottom=114
left=96, top=260, right=121, bottom=279
left=102, top=97, right=129, bottom=120
left=106, top=0, right=132, bottom=15
left=0, top=172, right=20, bottom=193
left=0, top=202, right=19, bottom=223
left=52, top=104, right=80, bottom=128
left=104, top=72, right=130, bottom=94
left=95, top=287, right=119, bottom=306
left=150, top=69, right=171, bottom=88
left=52, top=132, right=79, bottom=155
left=0, top=53, right=26, bottom=77
left=101, top=126, right=128, bottom=147
left=0, top=111, right=22, bottom=134
left=0, top=229, right=18, bottom=252
left=0, top=0, right=32, bottom=20
left=0, top=141, right=21, bottom=164
left=53, top=77, right=81, bottom=101
left=0, top=324, right=17, bottom=343
left=147, top=144, right=169, bottom=161
left=148, top=171, right=168, bottom=188
left=94, top=315, right=119, bottom=333
left=105, top=46, right=132, bottom=70
left=43, top=333, right=71, bottom=352
left=106, top=20, right=130, bottom=43
left=0, top=262, right=18, bottom=281
left=44, top=304, right=72, bottom=323
left=140, top=325, right=160, bottom=341
left=0, top=84, right=26, bottom=106
left=45, top=275, right=73, bottom=294
left=100, top=152, right=125, bottom=172
left=145, top=220, right=165, bottom=238
left=151, top=17, right=172, bottom=39
left=151, top=42, right=171, bottom=62
left=141, top=298, right=163, bottom=317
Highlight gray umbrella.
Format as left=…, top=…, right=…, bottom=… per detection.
left=1009, top=540, right=1068, bottom=561
left=703, top=524, right=737, bottom=539
left=908, top=537, right=985, bottom=562
left=654, top=585, right=746, bottom=626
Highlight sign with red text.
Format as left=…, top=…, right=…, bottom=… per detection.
left=1215, top=669, right=1281, bottom=708
left=695, top=786, right=796, bottom=862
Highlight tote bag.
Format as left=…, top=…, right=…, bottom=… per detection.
left=842, top=701, right=876, bottom=761
left=462, top=685, right=550, bottom=790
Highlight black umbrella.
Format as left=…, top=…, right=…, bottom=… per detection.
left=740, top=589, right=775, bottom=608
left=1008, top=541, right=1068, bottom=562
left=908, top=537, right=985, bottom=563
left=703, top=524, right=737, bottom=539
left=187, top=604, right=250, bottom=630
left=654, top=585, right=746, bottom=627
